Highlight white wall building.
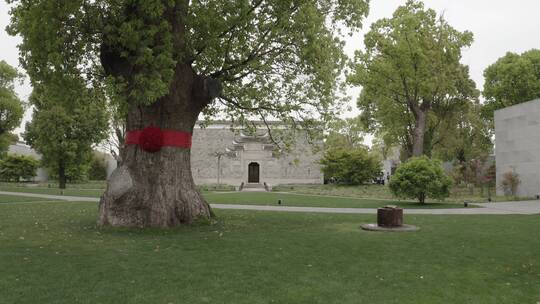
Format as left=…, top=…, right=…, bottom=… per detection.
left=495, top=98, right=540, bottom=197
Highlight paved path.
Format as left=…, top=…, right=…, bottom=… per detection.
left=0, top=191, right=99, bottom=202
left=475, top=201, right=540, bottom=215
left=210, top=203, right=539, bottom=215
left=1, top=191, right=539, bottom=215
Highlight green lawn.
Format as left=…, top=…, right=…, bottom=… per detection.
left=0, top=185, right=105, bottom=197
left=0, top=194, right=61, bottom=203
left=272, top=184, right=529, bottom=203
left=273, top=183, right=397, bottom=199
left=205, top=192, right=472, bottom=209
left=0, top=182, right=527, bottom=206
left=0, top=186, right=470, bottom=208
left=0, top=201, right=538, bottom=303
left=0, top=182, right=232, bottom=198
left=0, top=180, right=107, bottom=189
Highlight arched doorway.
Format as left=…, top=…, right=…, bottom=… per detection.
left=248, top=162, right=260, bottom=183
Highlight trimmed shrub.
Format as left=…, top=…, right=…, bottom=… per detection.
left=89, top=154, right=108, bottom=180
left=320, top=148, right=381, bottom=185
left=0, top=154, right=39, bottom=182
left=389, top=156, right=452, bottom=204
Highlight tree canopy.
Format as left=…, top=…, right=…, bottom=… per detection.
left=430, top=102, right=492, bottom=163
left=7, top=0, right=370, bottom=134
left=482, top=49, right=540, bottom=121
left=349, top=0, right=478, bottom=158
left=7, top=0, right=372, bottom=227
left=0, top=60, right=24, bottom=154
left=325, top=116, right=366, bottom=151
left=24, top=88, right=109, bottom=188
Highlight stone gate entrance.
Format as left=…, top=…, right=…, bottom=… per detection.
left=248, top=162, right=260, bottom=183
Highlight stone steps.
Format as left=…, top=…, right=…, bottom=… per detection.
left=240, top=183, right=268, bottom=192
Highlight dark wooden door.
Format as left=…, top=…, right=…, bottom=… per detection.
left=248, top=163, right=259, bottom=183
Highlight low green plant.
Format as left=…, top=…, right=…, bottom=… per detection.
left=389, top=156, right=452, bottom=204
left=320, top=148, right=381, bottom=185
left=88, top=154, right=108, bottom=180
left=0, top=154, right=39, bottom=182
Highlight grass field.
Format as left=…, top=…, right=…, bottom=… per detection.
left=0, top=194, right=61, bottom=204
left=0, top=182, right=529, bottom=204
left=272, top=184, right=529, bottom=203
left=204, top=192, right=472, bottom=209
left=0, top=185, right=105, bottom=197
left=0, top=201, right=538, bottom=303
left=0, top=187, right=470, bottom=209
left=0, top=182, right=234, bottom=198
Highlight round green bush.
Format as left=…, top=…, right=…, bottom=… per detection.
left=389, top=156, right=452, bottom=204
left=0, top=154, right=39, bottom=182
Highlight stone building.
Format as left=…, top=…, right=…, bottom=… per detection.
left=191, top=121, right=324, bottom=188
left=495, top=98, right=540, bottom=197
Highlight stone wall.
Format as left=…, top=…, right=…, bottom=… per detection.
left=191, top=123, right=324, bottom=187
left=495, top=98, right=540, bottom=197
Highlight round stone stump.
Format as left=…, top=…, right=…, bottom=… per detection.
left=360, top=223, right=419, bottom=232
left=377, top=206, right=403, bottom=227
left=360, top=206, right=419, bottom=232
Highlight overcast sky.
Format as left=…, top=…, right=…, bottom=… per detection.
left=1, top=0, right=539, bottom=136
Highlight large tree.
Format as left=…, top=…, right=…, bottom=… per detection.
left=429, top=102, right=492, bottom=163
left=482, top=49, right=540, bottom=121
left=7, top=0, right=370, bottom=227
left=24, top=87, right=109, bottom=189
left=0, top=60, right=24, bottom=155
left=349, top=0, right=477, bottom=158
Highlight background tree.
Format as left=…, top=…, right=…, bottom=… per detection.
left=389, top=156, right=452, bottom=204
left=0, top=154, right=39, bottom=182
left=24, top=88, right=109, bottom=189
left=430, top=102, right=492, bottom=162
left=325, top=116, right=366, bottom=150
left=322, top=116, right=380, bottom=184
left=320, top=148, right=381, bottom=185
left=7, top=0, right=370, bottom=227
left=481, top=162, right=496, bottom=200
left=482, top=49, right=540, bottom=121
left=0, top=60, right=24, bottom=155
left=349, top=0, right=478, bottom=158
left=89, top=152, right=109, bottom=181
left=210, top=150, right=236, bottom=185
left=100, top=101, right=127, bottom=167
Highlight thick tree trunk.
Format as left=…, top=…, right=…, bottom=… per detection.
left=58, top=161, right=66, bottom=190
left=217, top=155, right=221, bottom=185
left=98, top=65, right=214, bottom=227
left=412, top=110, right=427, bottom=157
left=418, top=193, right=426, bottom=204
